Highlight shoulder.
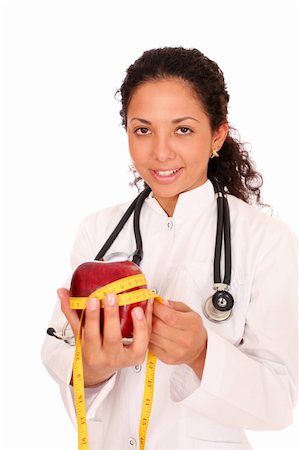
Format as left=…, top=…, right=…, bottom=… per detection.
left=70, top=199, right=136, bottom=267
left=79, top=199, right=134, bottom=235
left=228, top=194, right=297, bottom=254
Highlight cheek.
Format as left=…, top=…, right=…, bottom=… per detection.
left=128, top=137, right=149, bottom=165
left=127, top=136, right=138, bottom=162
left=187, top=145, right=210, bottom=167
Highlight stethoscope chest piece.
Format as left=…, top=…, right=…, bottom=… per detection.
left=204, top=288, right=234, bottom=322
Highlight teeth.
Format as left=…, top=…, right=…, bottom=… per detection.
left=156, top=169, right=178, bottom=176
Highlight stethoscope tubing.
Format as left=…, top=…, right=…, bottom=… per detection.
left=68, top=177, right=233, bottom=330
left=210, top=177, right=232, bottom=287
left=223, top=194, right=232, bottom=286
left=47, top=177, right=234, bottom=341
left=94, top=186, right=150, bottom=262
left=214, top=192, right=224, bottom=284
left=95, top=177, right=231, bottom=289
left=132, top=185, right=152, bottom=265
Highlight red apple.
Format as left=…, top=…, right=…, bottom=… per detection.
left=69, top=260, right=149, bottom=338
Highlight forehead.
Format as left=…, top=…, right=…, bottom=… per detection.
left=127, top=78, right=205, bottom=115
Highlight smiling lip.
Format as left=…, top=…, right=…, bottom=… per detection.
left=150, top=168, right=183, bottom=183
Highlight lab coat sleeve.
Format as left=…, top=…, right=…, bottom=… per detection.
left=41, top=216, right=118, bottom=426
left=170, top=222, right=298, bottom=430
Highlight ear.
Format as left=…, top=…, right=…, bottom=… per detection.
left=212, top=122, right=229, bottom=150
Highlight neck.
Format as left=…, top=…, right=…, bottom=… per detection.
left=153, top=194, right=179, bottom=217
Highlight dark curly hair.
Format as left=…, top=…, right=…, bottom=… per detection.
left=116, top=46, right=263, bottom=205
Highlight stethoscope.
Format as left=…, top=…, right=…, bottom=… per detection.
left=47, top=176, right=234, bottom=343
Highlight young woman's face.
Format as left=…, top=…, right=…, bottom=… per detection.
left=126, top=78, right=227, bottom=216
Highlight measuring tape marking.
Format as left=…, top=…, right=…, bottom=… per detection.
left=139, top=350, right=157, bottom=450
left=69, top=274, right=148, bottom=309
left=72, top=310, right=89, bottom=449
left=70, top=288, right=156, bottom=309
left=70, top=274, right=163, bottom=450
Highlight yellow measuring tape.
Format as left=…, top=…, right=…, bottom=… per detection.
left=70, top=274, right=162, bottom=450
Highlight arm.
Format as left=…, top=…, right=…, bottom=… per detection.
left=171, top=225, right=298, bottom=430
left=41, top=215, right=152, bottom=423
left=41, top=294, right=118, bottom=426
left=41, top=219, right=105, bottom=424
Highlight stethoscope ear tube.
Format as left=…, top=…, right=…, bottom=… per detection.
left=223, top=194, right=232, bottom=286
left=95, top=177, right=234, bottom=321
left=47, top=177, right=235, bottom=346
left=214, top=193, right=224, bottom=284
left=94, top=185, right=152, bottom=262
left=132, top=186, right=152, bottom=265
left=94, top=197, right=138, bottom=261
left=204, top=177, right=234, bottom=322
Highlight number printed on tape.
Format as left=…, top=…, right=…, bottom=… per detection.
left=70, top=274, right=162, bottom=450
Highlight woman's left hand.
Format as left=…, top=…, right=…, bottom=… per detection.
left=149, top=300, right=207, bottom=378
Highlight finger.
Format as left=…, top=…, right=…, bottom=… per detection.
left=148, top=341, right=170, bottom=364
left=145, top=298, right=154, bottom=332
left=102, top=293, right=122, bottom=350
left=83, top=297, right=102, bottom=352
left=149, top=332, right=191, bottom=365
left=128, top=306, right=150, bottom=363
left=167, top=300, right=192, bottom=312
left=152, top=316, right=178, bottom=344
left=153, top=301, right=186, bottom=330
left=58, top=288, right=80, bottom=336
left=150, top=329, right=175, bottom=351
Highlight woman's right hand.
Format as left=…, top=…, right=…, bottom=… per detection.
left=58, top=288, right=153, bottom=386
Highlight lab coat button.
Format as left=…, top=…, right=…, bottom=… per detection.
left=133, top=364, right=142, bottom=373
left=128, top=437, right=137, bottom=448
left=167, top=220, right=173, bottom=230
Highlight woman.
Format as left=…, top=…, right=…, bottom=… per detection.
left=41, top=47, right=298, bottom=450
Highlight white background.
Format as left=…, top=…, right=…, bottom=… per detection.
left=0, top=0, right=298, bottom=449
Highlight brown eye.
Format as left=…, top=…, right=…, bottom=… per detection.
left=135, top=127, right=151, bottom=135
left=177, top=127, right=192, bottom=134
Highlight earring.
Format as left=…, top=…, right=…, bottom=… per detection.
left=210, top=148, right=220, bottom=159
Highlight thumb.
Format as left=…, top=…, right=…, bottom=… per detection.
left=167, top=300, right=192, bottom=312
left=57, top=287, right=69, bottom=301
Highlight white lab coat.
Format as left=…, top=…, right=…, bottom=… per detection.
left=41, top=180, right=298, bottom=450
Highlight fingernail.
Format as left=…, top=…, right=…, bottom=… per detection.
left=149, top=298, right=154, bottom=305
left=106, top=293, right=116, bottom=306
left=134, top=307, right=144, bottom=320
left=87, top=298, right=98, bottom=311
left=163, top=299, right=170, bottom=306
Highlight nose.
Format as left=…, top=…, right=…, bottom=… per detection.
left=151, top=133, right=176, bottom=162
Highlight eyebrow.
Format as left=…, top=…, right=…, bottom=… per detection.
left=129, top=116, right=200, bottom=124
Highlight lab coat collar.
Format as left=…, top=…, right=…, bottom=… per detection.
left=144, top=179, right=215, bottom=219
